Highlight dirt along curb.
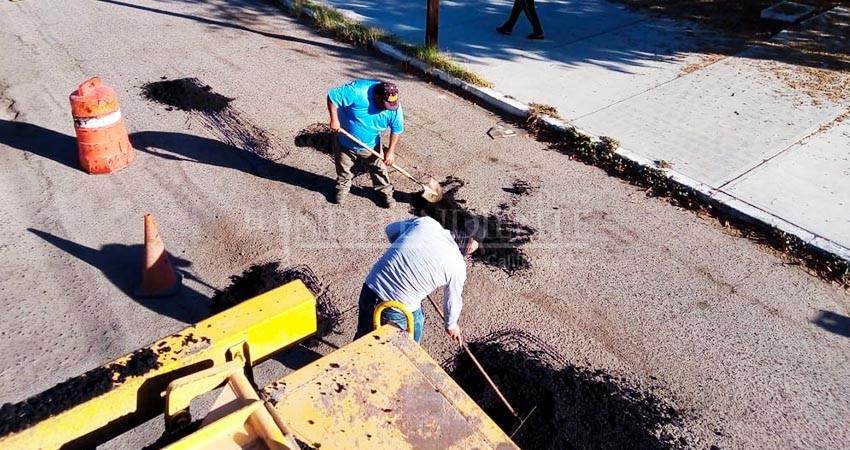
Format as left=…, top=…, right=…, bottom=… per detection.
left=272, top=0, right=850, bottom=288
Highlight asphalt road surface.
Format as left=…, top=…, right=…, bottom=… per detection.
left=1, top=0, right=848, bottom=448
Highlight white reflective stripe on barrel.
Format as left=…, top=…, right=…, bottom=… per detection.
left=73, top=109, right=122, bottom=129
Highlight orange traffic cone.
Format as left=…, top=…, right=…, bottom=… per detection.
left=134, top=213, right=182, bottom=298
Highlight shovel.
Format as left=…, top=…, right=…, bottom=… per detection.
left=336, top=127, right=443, bottom=203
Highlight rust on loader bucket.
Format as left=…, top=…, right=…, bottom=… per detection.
left=2, top=281, right=517, bottom=450
left=264, top=325, right=518, bottom=450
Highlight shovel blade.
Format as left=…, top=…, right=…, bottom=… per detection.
left=420, top=178, right=443, bottom=203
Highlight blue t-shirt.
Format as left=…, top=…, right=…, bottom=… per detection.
left=328, top=80, right=404, bottom=152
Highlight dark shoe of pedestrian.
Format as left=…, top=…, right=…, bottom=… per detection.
left=335, top=189, right=348, bottom=205
left=496, top=26, right=512, bottom=35
left=379, top=193, right=396, bottom=209
left=528, top=32, right=544, bottom=40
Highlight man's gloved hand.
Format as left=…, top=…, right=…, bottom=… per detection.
left=445, top=324, right=462, bottom=343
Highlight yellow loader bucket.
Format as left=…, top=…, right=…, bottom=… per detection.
left=263, top=325, right=519, bottom=449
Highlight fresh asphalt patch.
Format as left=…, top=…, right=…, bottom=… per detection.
left=141, top=77, right=286, bottom=162
left=447, top=330, right=710, bottom=450
left=411, top=176, right=535, bottom=274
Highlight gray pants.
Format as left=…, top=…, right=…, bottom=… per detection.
left=333, top=137, right=393, bottom=196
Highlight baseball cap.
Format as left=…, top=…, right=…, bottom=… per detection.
left=377, top=82, right=400, bottom=110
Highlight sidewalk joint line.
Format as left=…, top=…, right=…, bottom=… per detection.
left=717, top=110, right=848, bottom=189
left=571, top=54, right=731, bottom=121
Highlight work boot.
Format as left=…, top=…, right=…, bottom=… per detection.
left=379, top=193, right=396, bottom=209
left=335, top=189, right=348, bottom=206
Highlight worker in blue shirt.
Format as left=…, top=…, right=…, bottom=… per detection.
left=354, top=216, right=479, bottom=344
left=327, top=80, right=404, bottom=208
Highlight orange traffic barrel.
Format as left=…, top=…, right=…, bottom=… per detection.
left=69, top=77, right=134, bottom=174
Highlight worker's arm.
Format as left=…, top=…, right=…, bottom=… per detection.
left=384, top=133, right=400, bottom=167
left=384, top=218, right=417, bottom=243
left=327, top=82, right=358, bottom=131
left=327, top=96, right=340, bottom=131
left=443, top=270, right=466, bottom=343
left=384, top=108, right=404, bottom=166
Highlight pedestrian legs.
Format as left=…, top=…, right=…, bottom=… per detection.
left=524, top=0, right=544, bottom=36
left=500, top=0, right=525, bottom=30
left=497, top=0, right=544, bottom=38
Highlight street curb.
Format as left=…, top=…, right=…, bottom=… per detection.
left=277, top=0, right=850, bottom=267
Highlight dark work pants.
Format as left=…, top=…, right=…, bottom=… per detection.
left=502, top=0, right=543, bottom=34
left=333, top=136, right=392, bottom=196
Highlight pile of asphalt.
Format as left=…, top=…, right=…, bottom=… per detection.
left=0, top=349, right=161, bottom=437
left=294, top=123, right=335, bottom=156
left=411, top=177, right=535, bottom=273
left=211, top=262, right=342, bottom=337
left=141, top=77, right=231, bottom=112
left=142, top=77, right=283, bottom=161
left=294, top=122, right=370, bottom=177
left=447, top=330, right=695, bottom=450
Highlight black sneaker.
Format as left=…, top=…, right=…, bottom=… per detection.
left=496, top=26, right=512, bottom=35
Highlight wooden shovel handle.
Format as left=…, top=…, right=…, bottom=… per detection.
left=425, top=295, right=520, bottom=418
left=336, top=127, right=423, bottom=186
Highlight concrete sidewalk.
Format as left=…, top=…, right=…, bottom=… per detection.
left=316, top=0, right=850, bottom=261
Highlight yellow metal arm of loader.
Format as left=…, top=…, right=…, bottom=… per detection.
left=0, top=280, right=317, bottom=450
left=162, top=360, right=301, bottom=450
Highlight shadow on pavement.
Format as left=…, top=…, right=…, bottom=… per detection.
left=246, top=0, right=847, bottom=72
left=28, top=228, right=212, bottom=324
left=130, top=130, right=373, bottom=203
left=812, top=310, right=850, bottom=338
left=613, top=0, right=849, bottom=70
left=96, top=0, right=353, bottom=54
left=0, top=119, right=79, bottom=170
